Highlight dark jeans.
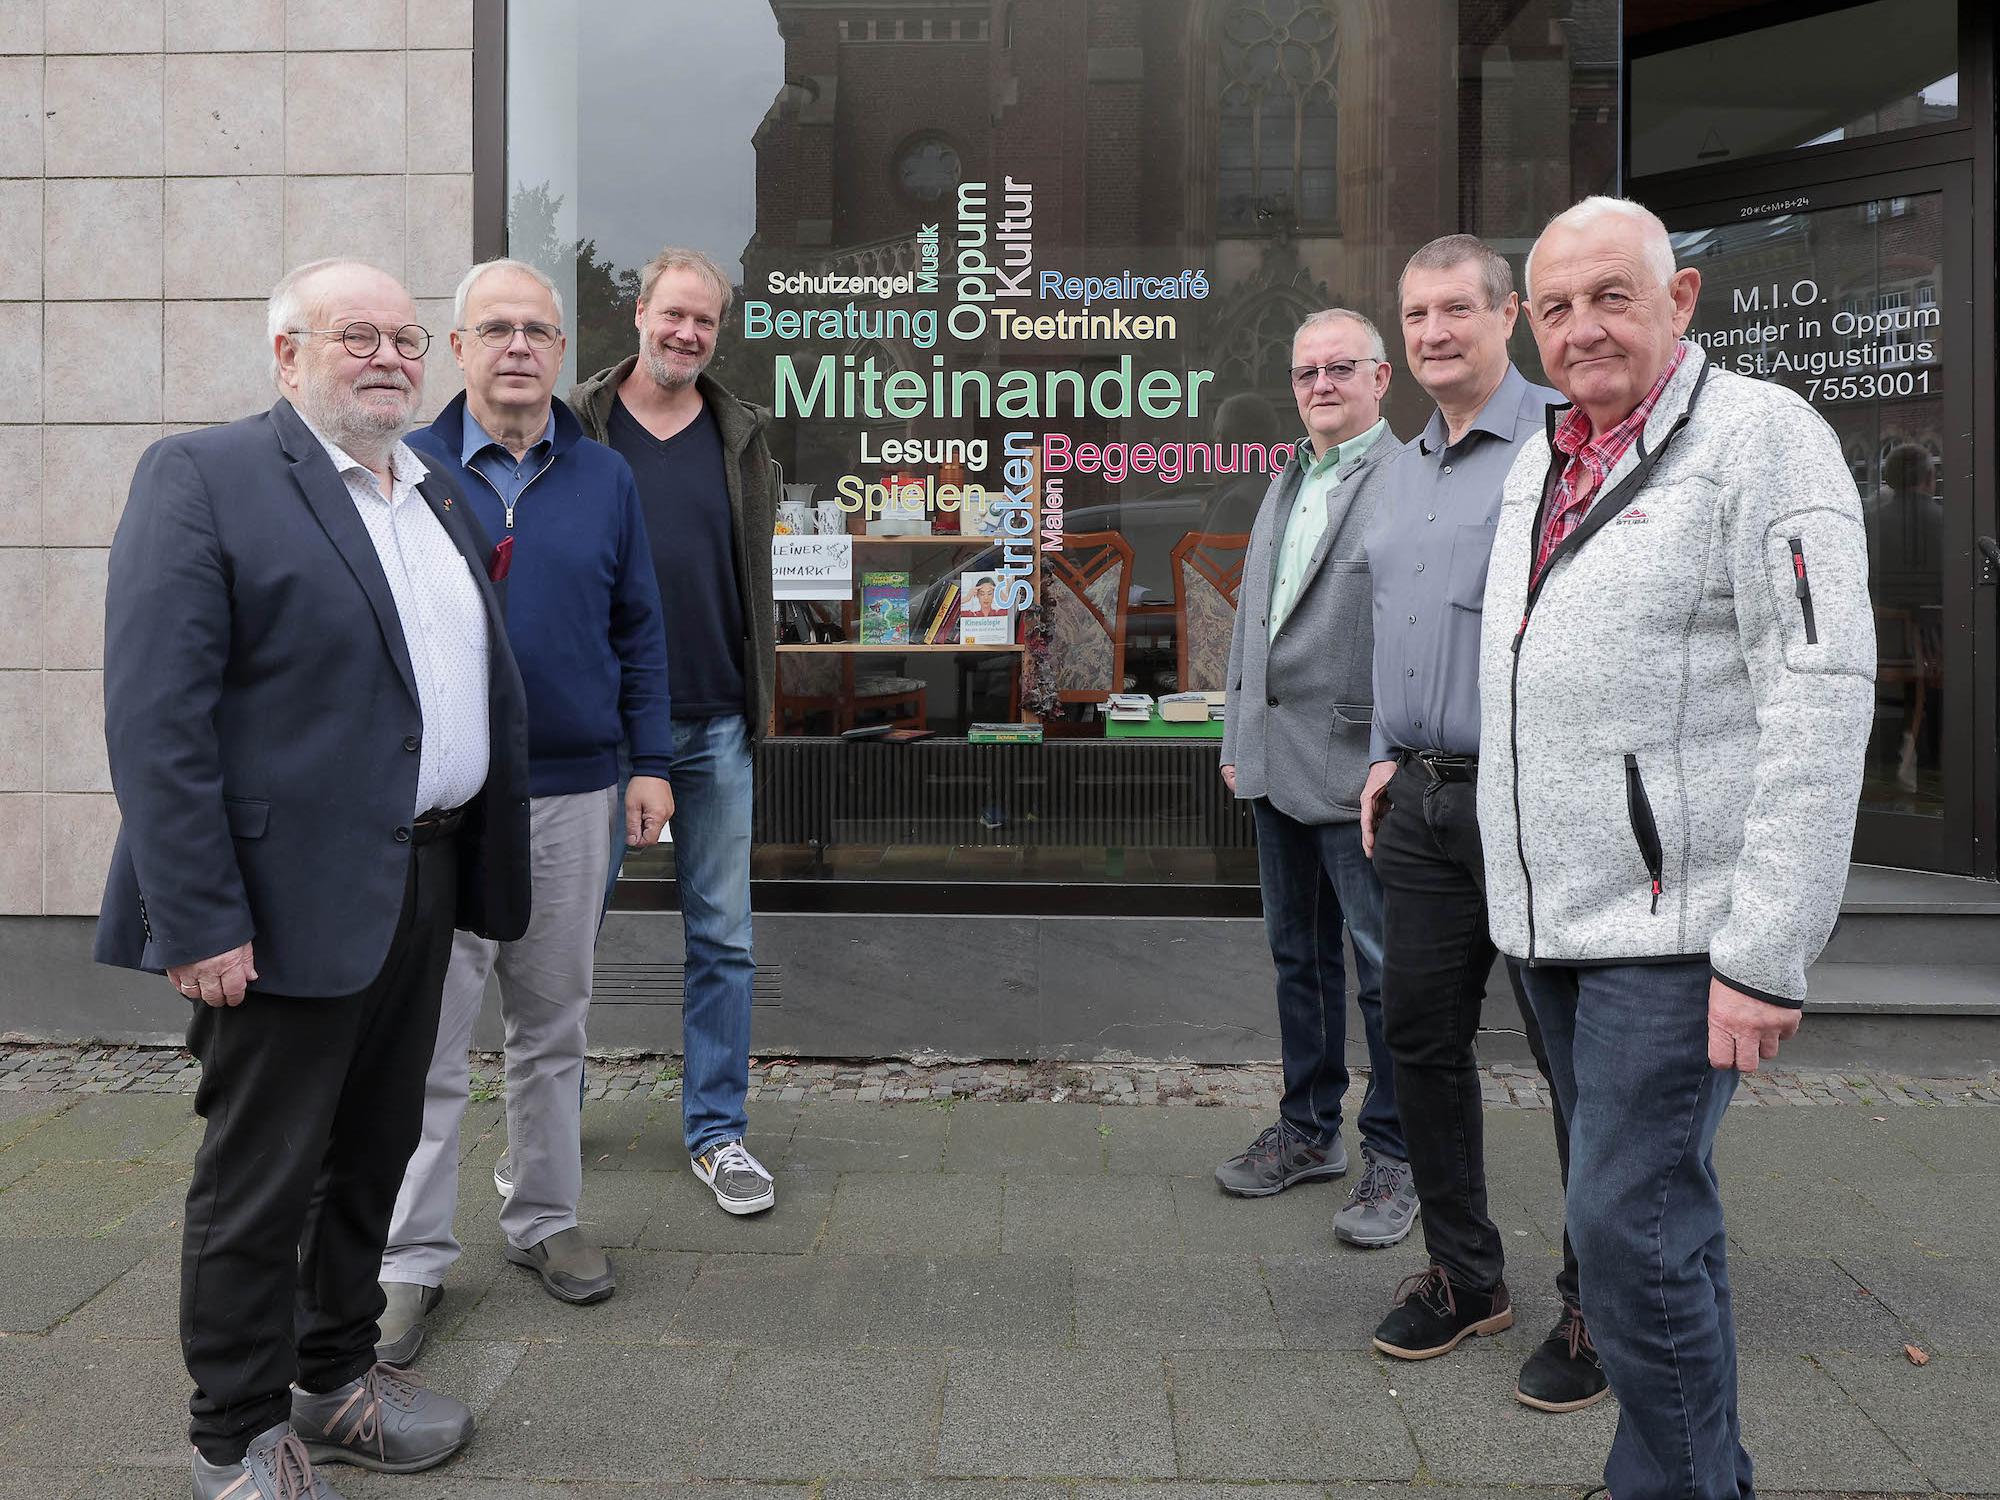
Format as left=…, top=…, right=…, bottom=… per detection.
left=1519, top=960, right=1750, bottom=1500
left=1253, top=799, right=1402, bottom=1161
left=180, top=838, right=458, bottom=1465
left=1373, top=761, right=1578, bottom=1302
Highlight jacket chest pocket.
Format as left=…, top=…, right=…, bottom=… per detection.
left=1446, top=523, right=1496, bottom=610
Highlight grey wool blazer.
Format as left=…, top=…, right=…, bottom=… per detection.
left=1220, top=434, right=1399, bottom=826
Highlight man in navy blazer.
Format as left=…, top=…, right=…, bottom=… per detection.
left=96, top=258, right=530, bottom=1500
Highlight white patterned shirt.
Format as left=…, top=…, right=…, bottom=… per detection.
left=302, top=419, right=491, bottom=816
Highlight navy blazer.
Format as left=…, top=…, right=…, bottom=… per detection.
left=95, top=398, right=532, bottom=998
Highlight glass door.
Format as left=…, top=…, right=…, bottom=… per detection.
left=1660, top=163, right=1988, bottom=873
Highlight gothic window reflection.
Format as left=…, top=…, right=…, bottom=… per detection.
left=1217, top=0, right=1340, bottom=233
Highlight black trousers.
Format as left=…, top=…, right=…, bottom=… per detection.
left=1374, top=761, right=1579, bottom=1303
left=181, top=837, right=458, bottom=1465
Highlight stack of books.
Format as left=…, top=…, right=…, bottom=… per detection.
left=916, top=581, right=961, bottom=644
left=1105, top=693, right=1154, bottom=723
left=1158, top=691, right=1226, bottom=724
left=968, top=722, right=1044, bottom=744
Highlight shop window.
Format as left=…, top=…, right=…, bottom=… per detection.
left=505, top=0, right=1616, bottom=899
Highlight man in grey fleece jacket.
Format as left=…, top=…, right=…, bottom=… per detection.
left=1479, top=198, right=1872, bottom=1500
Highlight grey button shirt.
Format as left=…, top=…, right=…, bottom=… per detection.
left=1365, top=364, right=1561, bottom=762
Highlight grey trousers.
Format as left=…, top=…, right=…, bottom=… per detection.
left=380, top=786, right=616, bottom=1286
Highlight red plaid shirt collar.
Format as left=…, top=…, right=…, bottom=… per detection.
left=1533, top=343, right=1690, bottom=585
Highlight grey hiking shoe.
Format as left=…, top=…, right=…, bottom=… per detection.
left=291, top=1363, right=472, bottom=1474
left=373, top=1281, right=441, bottom=1367
left=192, top=1422, right=345, bottom=1498
left=691, top=1138, right=777, bottom=1215
left=1214, top=1121, right=1348, bottom=1197
left=1333, top=1148, right=1420, bottom=1247
left=505, top=1225, right=616, bottom=1304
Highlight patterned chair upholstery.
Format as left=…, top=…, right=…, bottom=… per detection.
left=1042, top=531, right=1134, bottom=706
left=1170, top=532, right=1250, bottom=692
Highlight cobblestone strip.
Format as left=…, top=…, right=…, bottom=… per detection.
left=3, top=1043, right=1997, bottom=1108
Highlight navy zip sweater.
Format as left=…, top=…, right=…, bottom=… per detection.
left=408, top=393, right=673, bottom=797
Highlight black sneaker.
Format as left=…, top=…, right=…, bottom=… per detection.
left=1515, top=1303, right=1610, bottom=1412
left=1214, top=1121, right=1348, bottom=1197
left=1371, top=1265, right=1514, bottom=1359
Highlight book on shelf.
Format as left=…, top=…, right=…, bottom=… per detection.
left=958, top=569, right=1016, bottom=645
left=921, top=582, right=960, bottom=645
left=1159, top=690, right=1225, bottom=723
left=1106, top=692, right=1154, bottom=722
left=968, top=721, right=1044, bottom=744
left=858, top=570, right=911, bottom=644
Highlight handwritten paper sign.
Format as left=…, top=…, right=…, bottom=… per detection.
left=772, top=535, right=853, bottom=600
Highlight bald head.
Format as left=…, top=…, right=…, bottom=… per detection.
left=1523, top=197, right=1700, bottom=435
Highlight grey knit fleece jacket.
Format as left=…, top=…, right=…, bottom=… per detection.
left=1476, top=342, right=1875, bottom=1006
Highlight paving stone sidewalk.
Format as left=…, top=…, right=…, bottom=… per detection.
left=1, top=1068, right=1996, bottom=1496
left=7, top=1042, right=2000, bottom=1109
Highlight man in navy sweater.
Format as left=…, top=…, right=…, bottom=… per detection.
left=375, top=259, right=673, bottom=1356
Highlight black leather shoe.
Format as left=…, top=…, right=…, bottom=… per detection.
left=1371, top=1265, right=1514, bottom=1359
left=1515, top=1303, right=1610, bottom=1412
left=1214, top=1121, right=1348, bottom=1197
left=291, top=1364, right=473, bottom=1474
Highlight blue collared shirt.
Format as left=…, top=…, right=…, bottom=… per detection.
left=1364, top=365, right=1560, bottom=762
left=1268, top=418, right=1389, bottom=640
left=461, top=405, right=556, bottom=514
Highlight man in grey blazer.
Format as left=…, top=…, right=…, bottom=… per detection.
left=1216, top=309, right=1412, bottom=1246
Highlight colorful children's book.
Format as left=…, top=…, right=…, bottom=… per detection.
left=859, top=570, right=911, bottom=644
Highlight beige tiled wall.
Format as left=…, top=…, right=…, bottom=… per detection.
left=0, top=0, right=476, bottom=914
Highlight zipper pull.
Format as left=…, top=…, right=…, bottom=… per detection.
left=1510, top=614, right=1527, bottom=654
left=1650, top=877, right=1662, bottom=915
left=505, top=505, right=516, bottom=531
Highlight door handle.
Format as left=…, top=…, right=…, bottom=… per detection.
left=1979, top=535, right=2000, bottom=586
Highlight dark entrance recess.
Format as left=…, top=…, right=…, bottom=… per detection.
left=1629, top=0, right=1997, bottom=879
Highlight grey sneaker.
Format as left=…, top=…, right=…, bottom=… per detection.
left=691, top=1138, right=776, bottom=1215
left=1214, top=1121, right=1349, bottom=1197
left=192, top=1422, right=345, bottom=1498
left=1333, top=1149, right=1420, bottom=1247
left=504, top=1225, right=617, bottom=1304
left=492, top=1149, right=515, bottom=1200
left=373, top=1280, right=441, bottom=1367
left=291, top=1363, right=472, bottom=1475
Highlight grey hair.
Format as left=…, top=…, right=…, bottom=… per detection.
left=1399, top=233, right=1514, bottom=309
left=1292, top=307, right=1387, bottom=363
left=266, top=257, right=398, bottom=383
left=1526, top=196, right=1677, bottom=300
left=452, top=257, right=566, bottom=328
left=637, top=245, right=734, bottom=315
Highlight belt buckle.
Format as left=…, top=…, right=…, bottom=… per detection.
left=1413, top=751, right=1445, bottom=784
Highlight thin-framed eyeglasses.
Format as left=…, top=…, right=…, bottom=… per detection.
left=463, top=320, right=562, bottom=350
left=1289, top=358, right=1385, bottom=389
left=289, top=323, right=431, bottom=359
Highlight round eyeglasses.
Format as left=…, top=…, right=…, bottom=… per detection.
left=289, top=322, right=432, bottom=360
left=464, top=320, right=562, bottom=350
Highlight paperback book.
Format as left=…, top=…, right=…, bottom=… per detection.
left=859, top=571, right=911, bottom=644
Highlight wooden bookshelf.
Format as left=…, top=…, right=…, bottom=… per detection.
left=777, top=643, right=1024, bottom=654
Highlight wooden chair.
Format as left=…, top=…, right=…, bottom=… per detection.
left=1041, top=530, right=1135, bottom=707
left=776, top=653, right=928, bottom=734
left=1170, top=531, right=1251, bottom=691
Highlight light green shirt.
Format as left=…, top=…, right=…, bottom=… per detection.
left=1268, top=418, right=1389, bottom=640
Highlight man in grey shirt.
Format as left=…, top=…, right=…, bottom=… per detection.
left=1359, top=236, right=1606, bottom=1415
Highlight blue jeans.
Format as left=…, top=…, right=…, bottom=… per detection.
left=1252, top=799, right=1403, bottom=1161
left=1520, top=960, right=1751, bottom=1500
left=606, top=716, right=756, bottom=1154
